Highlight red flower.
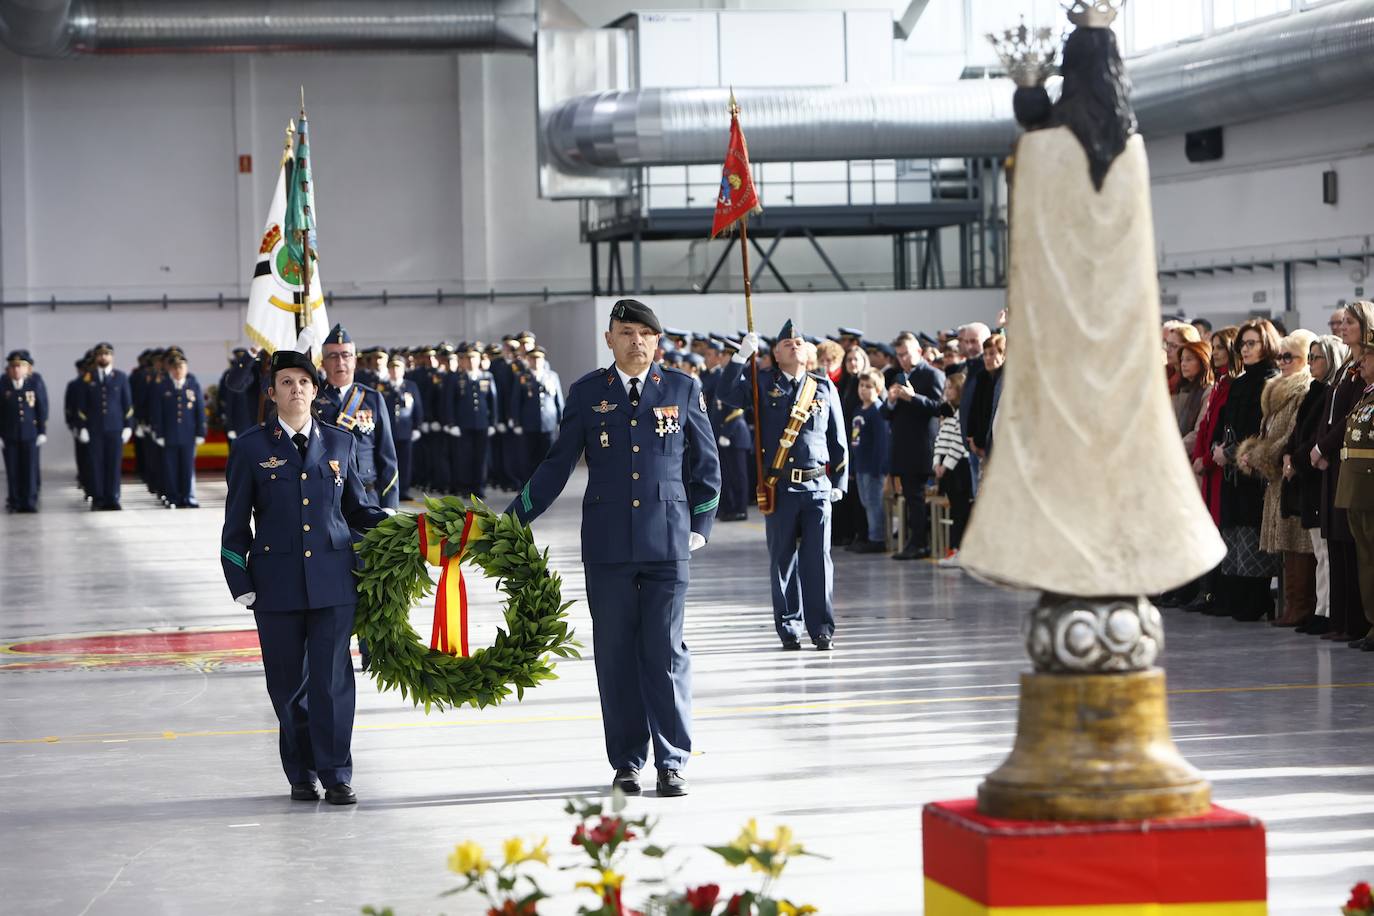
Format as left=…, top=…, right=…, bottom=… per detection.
left=588, top=816, right=635, bottom=846
left=684, top=884, right=721, bottom=913
left=1350, top=881, right=1373, bottom=910
left=572, top=824, right=587, bottom=846
left=486, top=902, right=538, bottom=916
left=723, top=893, right=747, bottom=916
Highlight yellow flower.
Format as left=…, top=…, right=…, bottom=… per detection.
left=575, top=868, right=625, bottom=896
left=503, top=837, right=528, bottom=866
left=448, top=840, right=491, bottom=875
left=731, top=818, right=761, bottom=852
left=524, top=837, right=550, bottom=864
left=764, top=824, right=803, bottom=857
left=777, top=902, right=818, bottom=915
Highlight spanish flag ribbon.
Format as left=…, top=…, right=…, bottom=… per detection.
left=417, top=512, right=482, bottom=657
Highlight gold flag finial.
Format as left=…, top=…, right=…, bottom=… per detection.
left=728, top=87, right=739, bottom=118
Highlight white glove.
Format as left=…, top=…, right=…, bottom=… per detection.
left=155, top=437, right=166, bottom=448
left=121, top=427, right=132, bottom=444
left=36, top=434, right=47, bottom=447
left=513, top=426, right=524, bottom=435
left=734, top=331, right=759, bottom=361
left=134, top=425, right=145, bottom=439
left=688, top=532, right=707, bottom=551
left=447, top=426, right=461, bottom=438
left=411, top=429, right=422, bottom=442
left=718, top=435, right=731, bottom=448
left=496, top=422, right=507, bottom=434
left=420, top=422, right=432, bottom=433
left=827, top=488, right=844, bottom=503
left=78, top=428, right=90, bottom=444
left=227, top=430, right=237, bottom=440
left=487, top=426, right=496, bottom=437
left=195, top=436, right=205, bottom=446
left=235, top=592, right=256, bottom=606
left=382, top=507, right=398, bottom=516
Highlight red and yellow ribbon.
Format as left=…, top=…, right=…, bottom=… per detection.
left=418, top=512, right=483, bottom=657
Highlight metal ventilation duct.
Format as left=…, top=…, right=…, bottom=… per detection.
left=0, top=0, right=537, bottom=56
left=546, top=0, right=1374, bottom=170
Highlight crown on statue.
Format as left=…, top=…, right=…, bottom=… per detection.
left=986, top=20, right=1059, bottom=89
left=1064, top=0, right=1124, bottom=28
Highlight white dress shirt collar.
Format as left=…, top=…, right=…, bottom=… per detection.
left=278, top=415, right=314, bottom=440
left=614, top=364, right=650, bottom=395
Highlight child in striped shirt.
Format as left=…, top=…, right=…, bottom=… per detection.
left=933, top=371, right=973, bottom=567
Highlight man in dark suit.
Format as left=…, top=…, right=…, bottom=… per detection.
left=2, top=350, right=47, bottom=513
left=76, top=342, right=134, bottom=510
left=882, top=331, right=946, bottom=560
left=508, top=299, right=720, bottom=798
left=954, top=322, right=992, bottom=490
left=221, top=346, right=389, bottom=805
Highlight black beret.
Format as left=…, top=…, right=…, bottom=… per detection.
left=270, top=349, right=317, bottom=381
left=610, top=299, right=663, bottom=334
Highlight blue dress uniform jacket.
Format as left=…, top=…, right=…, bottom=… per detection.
left=316, top=383, right=400, bottom=510
left=510, top=363, right=721, bottom=562
left=719, top=358, right=849, bottom=644
left=507, top=362, right=721, bottom=773
left=220, top=422, right=388, bottom=612
left=443, top=371, right=499, bottom=430
left=512, top=369, right=565, bottom=434
left=2, top=377, right=47, bottom=511
left=78, top=368, right=134, bottom=508
left=378, top=376, right=423, bottom=500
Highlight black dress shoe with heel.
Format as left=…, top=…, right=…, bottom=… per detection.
left=612, top=767, right=641, bottom=795
left=656, top=769, right=688, bottom=797
left=290, top=782, right=321, bottom=801
left=815, top=635, right=833, bottom=651
left=324, top=783, right=357, bottom=805
left=780, top=637, right=801, bottom=651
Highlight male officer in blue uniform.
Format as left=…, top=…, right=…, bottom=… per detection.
left=721, top=321, right=848, bottom=650
left=707, top=338, right=752, bottom=522
left=76, top=342, right=134, bottom=511
left=65, top=353, right=91, bottom=499
left=511, top=345, right=564, bottom=474
left=443, top=342, right=499, bottom=499
left=508, top=299, right=720, bottom=798
left=378, top=351, right=424, bottom=501
left=221, top=348, right=269, bottom=443
left=136, top=348, right=167, bottom=498
left=2, top=350, right=47, bottom=513
left=315, top=324, right=400, bottom=510
left=149, top=347, right=207, bottom=509
left=221, top=345, right=389, bottom=805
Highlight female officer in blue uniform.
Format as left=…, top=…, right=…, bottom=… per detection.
left=220, top=344, right=388, bottom=805
left=2, top=350, right=47, bottom=513
left=508, top=299, right=720, bottom=798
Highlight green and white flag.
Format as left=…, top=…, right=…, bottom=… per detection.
left=245, top=115, right=329, bottom=355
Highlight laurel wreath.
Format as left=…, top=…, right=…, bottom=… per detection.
left=353, top=496, right=580, bottom=712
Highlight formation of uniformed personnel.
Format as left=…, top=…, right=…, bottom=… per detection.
left=2, top=350, right=48, bottom=513
left=149, top=347, right=207, bottom=509
left=1336, top=325, right=1374, bottom=651
left=442, top=342, right=499, bottom=499
left=507, top=299, right=721, bottom=797
left=721, top=320, right=849, bottom=650
left=377, top=352, right=424, bottom=502
left=510, top=345, right=564, bottom=477
left=702, top=337, right=752, bottom=522
left=76, top=342, right=134, bottom=511
left=315, top=324, right=399, bottom=510
left=220, top=344, right=389, bottom=805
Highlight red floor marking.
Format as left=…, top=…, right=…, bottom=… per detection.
left=0, top=629, right=270, bottom=671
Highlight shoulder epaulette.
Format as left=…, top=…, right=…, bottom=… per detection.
left=662, top=365, right=693, bottom=379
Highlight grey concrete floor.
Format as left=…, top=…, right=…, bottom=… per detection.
left=1, top=468, right=1371, bottom=915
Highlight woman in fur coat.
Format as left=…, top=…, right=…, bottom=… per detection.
left=1237, top=330, right=1317, bottom=626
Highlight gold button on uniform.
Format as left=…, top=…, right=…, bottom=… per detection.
left=630, top=419, right=637, bottom=427
left=301, top=472, right=308, bottom=480
left=303, top=524, right=311, bottom=532
left=633, top=445, right=640, bottom=453
left=270, top=473, right=277, bottom=479
left=632, top=499, right=640, bottom=508
left=304, top=550, right=312, bottom=558
left=302, top=498, right=309, bottom=506
left=264, top=545, right=271, bottom=552
left=632, top=472, right=640, bottom=480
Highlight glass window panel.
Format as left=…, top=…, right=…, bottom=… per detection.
left=1214, top=0, right=1293, bottom=29
left=1131, top=0, right=1203, bottom=50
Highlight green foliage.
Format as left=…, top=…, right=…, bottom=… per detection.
left=354, top=495, right=581, bottom=713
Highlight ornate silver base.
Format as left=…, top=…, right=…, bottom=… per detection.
left=1024, top=594, right=1162, bottom=673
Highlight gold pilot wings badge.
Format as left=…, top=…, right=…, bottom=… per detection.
left=592, top=400, right=618, bottom=414
left=258, top=456, right=288, bottom=469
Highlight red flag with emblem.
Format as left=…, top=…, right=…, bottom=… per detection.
left=710, top=95, right=761, bottom=238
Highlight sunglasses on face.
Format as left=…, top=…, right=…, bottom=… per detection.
left=1278, top=353, right=1299, bottom=364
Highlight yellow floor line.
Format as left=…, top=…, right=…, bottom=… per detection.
left=2, top=680, right=1371, bottom=748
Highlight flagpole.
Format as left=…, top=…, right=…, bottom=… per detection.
left=739, top=216, right=771, bottom=515
left=296, top=86, right=310, bottom=339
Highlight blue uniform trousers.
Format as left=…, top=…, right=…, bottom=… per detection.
left=74, top=436, right=91, bottom=496
left=584, top=560, right=692, bottom=772
left=454, top=429, right=489, bottom=499
left=3, top=439, right=39, bottom=510
left=161, top=442, right=196, bottom=506
left=88, top=432, right=124, bottom=507
left=525, top=431, right=555, bottom=475
left=719, top=447, right=750, bottom=516
left=764, top=489, right=836, bottom=642
left=144, top=438, right=163, bottom=496
left=254, top=604, right=356, bottom=787
left=394, top=437, right=414, bottom=499
left=426, top=431, right=450, bottom=492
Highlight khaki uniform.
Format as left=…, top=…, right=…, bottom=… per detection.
left=1335, top=386, right=1374, bottom=628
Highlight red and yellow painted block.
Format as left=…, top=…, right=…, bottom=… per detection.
left=923, top=798, right=1267, bottom=915
left=122, top=429, right=230, bottom=473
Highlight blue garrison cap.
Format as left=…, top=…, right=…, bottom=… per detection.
left=838, top=326, right=864, bottom=337
left=684, top=352, right=706, bottom=368
left=777, top=319, right=799, bottom=341
left=327, top=323, right=352, bottom=346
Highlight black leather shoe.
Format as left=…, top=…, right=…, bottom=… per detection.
left=853, top=540, right=887, bottom=554
left=612, top=767, right=641, bottom=795
left=891, top=546, right=931, bottom=561
left=1348, top=637, right=1372, bottom=650
left=290, top=782, right=321, bottom=801
left=720, top=512, right=748, bottom=522
left=780, top=638, right=801, bottom=651
left=815, top=635, right=833, bottom=651
left=656, top=769, right=688, bottom=797
left=324, top=783, right=357, bottom=805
